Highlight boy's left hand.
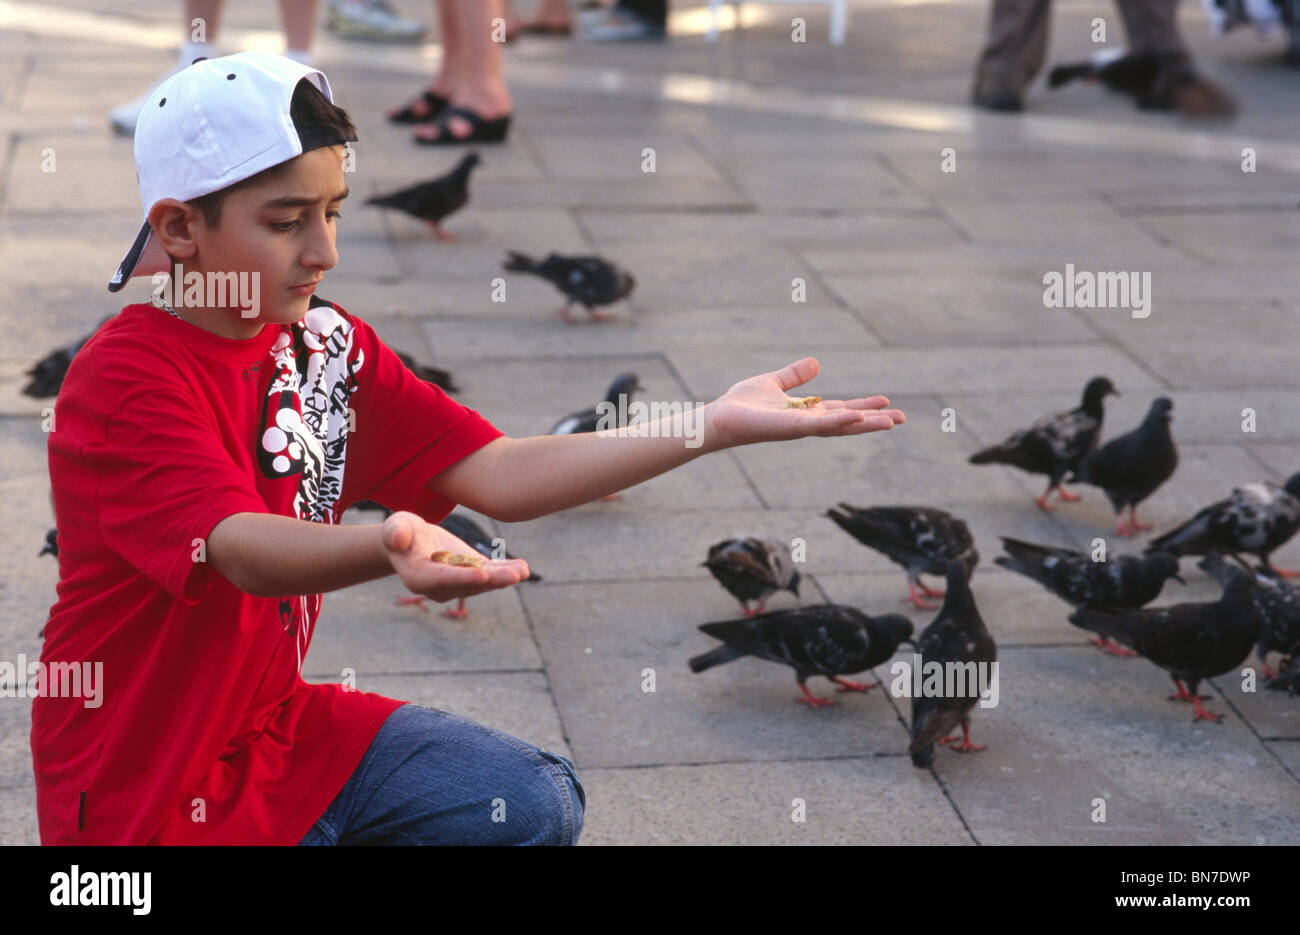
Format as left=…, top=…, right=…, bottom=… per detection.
left=704, top=357, right=905, bottom=451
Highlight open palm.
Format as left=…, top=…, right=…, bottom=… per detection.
left=706, top=357, right=905, bottom=450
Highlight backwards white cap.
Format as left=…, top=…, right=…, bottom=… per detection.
left=108, top=51, right=355, bottom=292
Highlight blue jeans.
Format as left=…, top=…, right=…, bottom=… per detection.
left=297, top=703, right=585, bottom=845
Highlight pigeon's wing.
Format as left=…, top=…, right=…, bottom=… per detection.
left=1044, top=407, right=1102, bottom=467
left=549, top=408, right=597, bottom=435
left=756, top=614, right=870, bottom=676
left=1148, top=500, right=1224, bottom=555
left=1077, top=604, right=1219, bottom=672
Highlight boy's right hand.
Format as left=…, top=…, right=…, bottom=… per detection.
left=380, top=511, right=531, bottom=608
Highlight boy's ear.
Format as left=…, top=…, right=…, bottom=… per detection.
left=147, top=198, right=200, bottom=260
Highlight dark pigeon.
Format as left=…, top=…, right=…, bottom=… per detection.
left=689, top=604, right=914, bottom=708
left=393, top=350, right=458, bottom=394
left=350, top=500, right=392, bottom=517
left=825, top=504, right=978, bottom=610
left=1267, top=652, right=1300, bottom=696
left=996, top=536, right=1183, bottom=655
left=702, top=537, right=800, bottom=617
left=969, top=376, right=1118, bottom=511
left=909, top=561, right=998, bottom=768
left=366, top=152, right=481, bottom=240
left=23, top=316, right=112, bottom=398
left=39, top=528, right=58, bottom=558
left=1199, top=551, right=1300, bottom=680
left=1048, top=49, right=1235, bottom=117
left=1069, top=397, right=1178, bottom=537
left=502, top=251, right=635, bottom=322
left=1069, top=564, right=1262, bottom=722
left=1147, top=473, right=1300, bottom=577
left=549, top=373, right=644, bottom=436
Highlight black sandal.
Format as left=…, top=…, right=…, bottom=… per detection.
left=388, top=89, right=450, bottom=124
left=413, top=107, right=512, bottom=145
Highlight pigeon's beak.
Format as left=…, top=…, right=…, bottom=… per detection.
left=1172, top=574, right=1186, bottom=586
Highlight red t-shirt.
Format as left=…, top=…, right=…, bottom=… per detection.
left=34, top=298, right=504, bottom=844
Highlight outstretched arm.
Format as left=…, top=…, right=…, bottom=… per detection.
left=432, top=357, right=906, bottom=523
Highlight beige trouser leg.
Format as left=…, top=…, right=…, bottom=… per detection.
left=973, top=0, right=1052, bottom=95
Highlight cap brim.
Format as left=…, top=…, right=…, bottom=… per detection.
left=107, top=220, right=169, bottom=292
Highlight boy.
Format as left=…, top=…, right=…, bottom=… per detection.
left=35, top=52, right=905, bottom=845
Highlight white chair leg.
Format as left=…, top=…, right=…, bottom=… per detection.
left=830, top=0, right=847, bottom=45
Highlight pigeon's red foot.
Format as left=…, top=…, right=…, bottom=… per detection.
left=741, top=603, right=758, bottom=618
left=1035, top=492, right=1054, bottom=512
left=1101, top=639, right=1138, bottom=657
left=1191, top=698, right=1223, bottom=723
left=441, top=599, right=469, bottom=620
left=1260, top=662, right=1278, bottom=680
left=797, top=685, right=835, bottom=708
left=904, top=581, right=939, bottom=610
left=587, top=308, right=616, bottom=322
left=1270, top=565, right=1300, bottom=578
left=1115, top=520, right=1136, bottom=537
left=941, top=725, right=985, bottom=753
left=1128, top=508, right=1151, bottom=531
left=1167, top=679, right=1210, bottom=702
left=427, top=221, right=455, bottom=242
left=831, top=677, right=873, bottom=693
left=558, top=305, right=578, bottom=324
left=1055, top=485, right=1081, bottom=502
left=918, top=580, right=946, bottom=598
left=397, top=595, right=429, bottom=611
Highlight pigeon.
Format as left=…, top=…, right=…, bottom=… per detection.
left=1147, top=473, right=1300, bottom=577
left=1069, top=564, right=1261, bottom=722
left=549, top=373, right=644, bottom=436
left=502, top=251, right=635, bottom=323
left=394, top=350, right=458, bottom=394
left=39, top=528, right=58, bottom=558
left=995, top=536, right=1183, bottom=656
left=350, top=499, right=392, bottom=518
left=825, top=504, right=978, bottom=610
left=909, top=561, right=998, bottom=768
left=702, top=537, right=801, bottom=617
left=1048, top=49, right=1236, bottom=117
left=688, top=604, right=914, bottom=708
left=1267, top=651, right=1300, bottom=696
left=1199, top=551, right=1300, bottom=680
left=23, top=316, right=112, bottom=398
left=396, top=512, right=541, bottom=618
left=1068, top=397, right=1178, bottom=537
left=365, top=152, right=481, bottom=241
left=969, top=376, right=1118, bottom=511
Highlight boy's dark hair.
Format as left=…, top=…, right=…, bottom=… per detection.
left=189, top=78, right=356, bottom=229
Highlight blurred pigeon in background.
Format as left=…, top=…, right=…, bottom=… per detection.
left=702, top=537, right=801, bottom=617
left=503, top=251, right=636, bottom=322
left=1069, top=397, right=1178, bottom=537
left=366, top=152, right=481, bottom=240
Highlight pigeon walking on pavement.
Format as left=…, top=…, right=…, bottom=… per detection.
left=995, top=536, right=1183, bottom=655
left=502, top=251, right=636, bottom=322
left=688, top=604, right=914, bottom=708
left=1048, top=49, right=1236, bottom=117
left=397, top=512, right=541, bottom=618
left=548, top=373, right=644, bottom=502
left=1199, top=551, right=1300, bottom=680
left=969, top=376, right=1118, bottom=511
left=365, top=152, right=481, bottom=241
left=1069, top=397, right=1178, bottom=537
left=1069, top=563, right=1261, bottom=722
left=1147, top=473, right=1300, bottom=577
left=702, top=537, right=801, bottom=617
left=825, top=504, right=978, bottom=610
left=23, top=317, right=112, bottom=398
left=909, top=561, right=998, bottom=768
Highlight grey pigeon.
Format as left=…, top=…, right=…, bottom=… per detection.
left=366, top=153, right=480, bottom=240
left=23, top=316, right=112, bottom=398
left=1147, top=473, right=1300, bottom=577
left=702, top=537, right=801, bottom=617
left=549, top=373, right=644, bottom=436
left=689, top=604, right=914, bottom=708
left=1199, top=551, right=1300, bottom=680
left=503, top=251, right=635, bottom=322
left=825, top=504, right=978, bottom=610
left=995, top=536, right=1183, bottom=655
left=1069, top=564, right=1261, bottom=722
left=1069, top=397, right=1177, bottom=536
left=909, top=561, right=998, bottom=768
left=969, top=376, right=1118, bottom=511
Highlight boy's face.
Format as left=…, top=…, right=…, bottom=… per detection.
left=189, top=145, right=348, bottom=338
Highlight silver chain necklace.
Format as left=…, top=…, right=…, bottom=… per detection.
left=150, top=293, right=183, bottom=320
